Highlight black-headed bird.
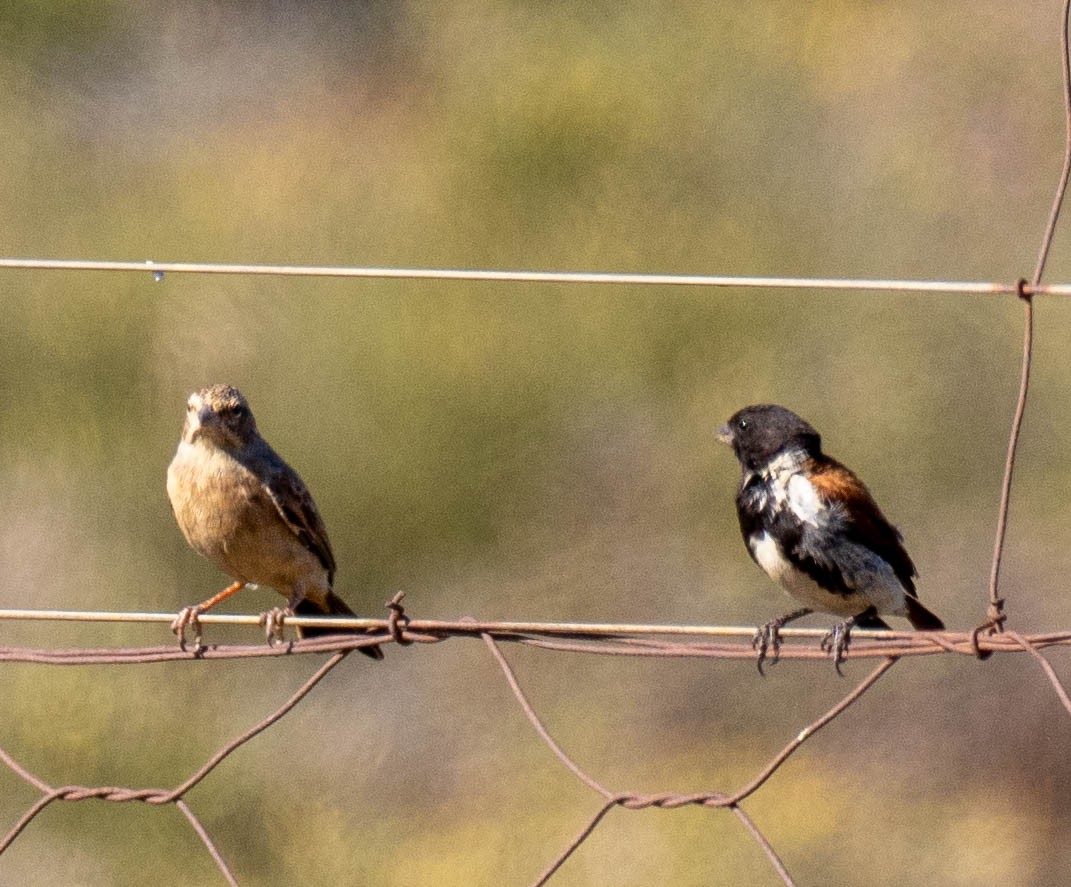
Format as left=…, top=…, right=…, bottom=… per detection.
left=717, top=404, right=943, bottom=671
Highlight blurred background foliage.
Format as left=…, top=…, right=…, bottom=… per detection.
left=1, top=1, right=1070, bottom=884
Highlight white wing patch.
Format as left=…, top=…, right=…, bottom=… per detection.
left=756, top=450, right=831, bottom=529
left=786, top=473, right=823, bottom=526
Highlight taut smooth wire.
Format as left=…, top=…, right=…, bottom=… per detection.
left=0, top=256, right=1056, bottom=294
left=0, top=606, right=950, bottom=638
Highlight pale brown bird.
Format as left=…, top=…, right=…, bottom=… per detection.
left=166, top=384, right=383, bottom=658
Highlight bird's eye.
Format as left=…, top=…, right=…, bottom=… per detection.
left=737, top=418, right=748, bottom=430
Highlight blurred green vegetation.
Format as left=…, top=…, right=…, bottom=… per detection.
left=2, top=1, right=1071, bottom=884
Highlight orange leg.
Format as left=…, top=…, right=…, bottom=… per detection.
left=171, top=581, right=247, bottom=650
left=195, top=580, right=248, bottom=612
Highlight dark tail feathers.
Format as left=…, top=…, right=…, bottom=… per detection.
left=904, top=596, right=945, bottom=632
left=295, top=591, right=384, bottom=659
left=853, top=609, right=891, bottom=630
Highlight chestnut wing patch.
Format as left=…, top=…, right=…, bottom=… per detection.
left=807, top=457, right=917, bottom=594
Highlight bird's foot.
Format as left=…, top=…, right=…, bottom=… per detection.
left=171, top=580, right=247, bottom=650
left=171, top=605, right=205, bottom=652
left=752, top=607, right=812, bottom=675
left=820, top=619, right=855, bottom=675
left=260, top=607, right=291, bottom=645
left=752, top=621, right=784, bottom=675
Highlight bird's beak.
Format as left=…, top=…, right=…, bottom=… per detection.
left=183, top=398, right=216, bottom=442
left=183, top=409, right=203, bottom=443
left=715, top=423, right=733, bottom=446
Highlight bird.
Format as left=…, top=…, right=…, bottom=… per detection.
left=716, top=403, right=943, bottom=671
left=166, top=383, right=383, bottom=658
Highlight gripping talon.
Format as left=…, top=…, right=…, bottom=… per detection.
left=752, top=607, right=812, bottom=675
left=170, top=581, right=247, bottom=651
left=820, top=620, right=854, bottom=675
left=171, top=605, right=205, bottom=652
left=260, top=607, right=289, bottom=645
left=752, top=621, right=783, bottom=675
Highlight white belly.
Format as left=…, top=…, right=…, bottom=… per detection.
left=748, top=531, right=903, bottom=618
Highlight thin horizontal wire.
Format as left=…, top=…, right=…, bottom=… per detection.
left=0, top=607, right=959, bottom=639
left=1, top=618, right=1069, bottom=665
left=512, top=633, right=1071, bottom=661
left=0, top=256, right=1061, bottom=294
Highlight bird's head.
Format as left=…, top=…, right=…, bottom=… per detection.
left=716, top=404, right=821, bottom=472
left=181, top=384, right=258, bottom=451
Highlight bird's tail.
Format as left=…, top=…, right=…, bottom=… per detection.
left=904, top=596, right=945, bottom=631
left=853, top=610, right=891, bottom=630
left=294, top=591, right=385, bottom=659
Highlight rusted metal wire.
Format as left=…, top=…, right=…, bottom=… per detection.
left=0, top=610, right=1070, bottom=664
left=0, top=652, right=347, bottom=883
left=1007, top=631, right=1071, bottom=716
left=1, top=5, right=1070, bottom=885
left=985, top=0, right=1071, bottom=637
left=484, top=629, right=787, bottom=884
left=3, top=611, right=1070, bottom=884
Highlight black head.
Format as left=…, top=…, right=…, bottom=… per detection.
left=716, top=404, right=821, bottom=471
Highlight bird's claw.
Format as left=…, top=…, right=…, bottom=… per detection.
left=820, top=621, right=853, bottom=675
left=752, top=621, right=783, bottom=675
left=171, top=605, right=205, bottom=652
left=751, top=608, right=812, bottom=674
left=260, top=607, right=289, bottom=645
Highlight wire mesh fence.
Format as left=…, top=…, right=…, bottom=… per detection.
left=3, top=1, right=1071, bottom=884
left=0, top=602, right=1070, bottom=886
